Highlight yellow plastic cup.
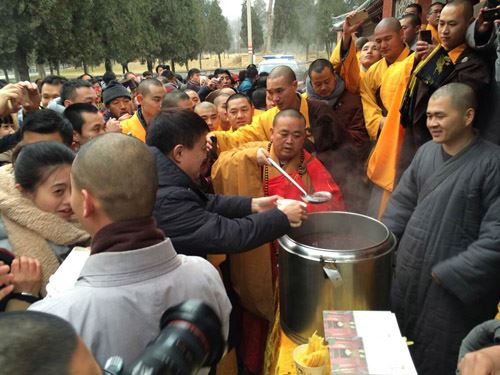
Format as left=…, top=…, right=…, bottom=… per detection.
left=293, top=344, right=326, bottom=375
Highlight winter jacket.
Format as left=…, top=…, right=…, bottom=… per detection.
left=151, top=146, right=290, bottom=257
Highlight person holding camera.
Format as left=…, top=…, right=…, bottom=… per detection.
left=198, top=68, right=235, bottom=102
left=367, top=0, right=493, bottom=218
left=29, top=133, right=231, bottom=368
left=466, top=2, right=500, bottom=144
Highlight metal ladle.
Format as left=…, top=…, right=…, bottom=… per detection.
left=266, top=157, right=332, bottom=204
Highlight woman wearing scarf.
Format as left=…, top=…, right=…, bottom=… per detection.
left=0, top=142, right=90, bottom=310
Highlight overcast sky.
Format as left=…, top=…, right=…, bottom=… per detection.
left=219, top=0, right=269, bottom=20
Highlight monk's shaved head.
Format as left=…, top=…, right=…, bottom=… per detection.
left=213, top=93, right=230, bottom=107
left=445, top=0, right=473, bottom=21
left=269, top=66, right=297, bottom=84
left=375, top=17, right=402, bottom=33
left=72, top=133, right=158, bottom=221
left=137, top=78, right=163, bottom=96
left=273, top=109, right=306, bottom=128
left=374, top=17, right=405, bottom=63
left=195, top=101, right=216, bottom=112
left=430, top=82, right=477, bottom=112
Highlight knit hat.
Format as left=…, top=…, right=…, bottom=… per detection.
left=102, top=81, right=131, bottom=105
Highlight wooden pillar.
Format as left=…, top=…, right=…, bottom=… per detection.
left=383, top=0, right=394, bottom=17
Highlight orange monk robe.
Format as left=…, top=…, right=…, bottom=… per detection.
left=329, top=38, right=361, bottom=94
left=366, top=55, right=415, bottom=218
left=360, top=47, right=412, bottom=140
left=367, top=44, right=468, bottom=218
left=121, top=112, right=146, bottom=142
left=212, top=96, right=312, bottom=153
left=211, top=141, right=344, bottom=321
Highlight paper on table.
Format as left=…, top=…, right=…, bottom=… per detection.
left=323, top=311, right=417, bottom=375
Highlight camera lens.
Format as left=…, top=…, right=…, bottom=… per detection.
left=123, top=300, right=224, bottom=375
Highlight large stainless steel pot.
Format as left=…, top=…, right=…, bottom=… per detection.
left=278, top=211, right=396, bottom=344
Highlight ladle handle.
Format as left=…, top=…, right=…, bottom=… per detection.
left=267, top=157, right=309, bottom=197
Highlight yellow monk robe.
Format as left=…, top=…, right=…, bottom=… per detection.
left=329, top=38, right=361, bottom=94
left=366, top=55, right=415, bottom=218
left=367, top=44, right=467, bottom=218
left=212, top=141, right=343, bottom=321
left=211, top=141, right=296, bottom=321
left=253, top=108, right=264, bottom=117
left=360, top=46, right=412, bottom=140
left=212, top=96, right=311, bottom=153
left=121, top=112, right=146, bottom=142
left=212, top=141, right=280, bottom=321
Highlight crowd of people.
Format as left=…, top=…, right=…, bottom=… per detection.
left=0, top=0, right=499, bottom=374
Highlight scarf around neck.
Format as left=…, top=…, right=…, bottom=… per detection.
left=91, top=216, right=165, bottom=255
left=0, top=164, right=90, bottom=294
left=305, top=73, right=345, bottom=107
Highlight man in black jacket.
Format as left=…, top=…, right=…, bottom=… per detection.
left=146, top=109, right=306, bottom=257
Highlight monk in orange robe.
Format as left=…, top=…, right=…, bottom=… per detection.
left=212, top=109, right=344, bottom=374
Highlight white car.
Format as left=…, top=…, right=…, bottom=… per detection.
left=257, top=55, right=301, bottom=76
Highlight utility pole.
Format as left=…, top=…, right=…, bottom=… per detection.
left=265, top=0, right=274, bottom=52
left=247, top=0, right=254, bottom=65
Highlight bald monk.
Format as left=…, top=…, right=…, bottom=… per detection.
left=361, top=18, right=412, bottom=140
left=397, top=0, right=492, bottom=174
left=329, top=37, right=381, bottom=87
left=29, top=133, right=232, bottom=368
left=382, top=83, right=500, bottom=375
left=209, top=66, right=346, bottom=155
left=195, top=102, right=221, bottom=131
left=367, top=0, right=492, bottom=218
left=212, top=109, right=344, bottom=374
left=121, top=78, right=165, bottom=142
left=213, top=93, right=231, bottom=131
left=359, top=40, right=382, bottom=76
left=226, top=93, right=255, bottom=130
left=329, top=12, right=378, bottom=94
left=337, top=16, right=412, bottom=141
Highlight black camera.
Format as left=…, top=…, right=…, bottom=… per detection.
left=486, top=0, right=499, bottom=9
left=103, top=300, right=225, bottom=375
left=482, top=7, right=500, bottom=22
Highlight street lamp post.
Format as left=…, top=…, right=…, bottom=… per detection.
left=247, top=0, right=253, bottom=65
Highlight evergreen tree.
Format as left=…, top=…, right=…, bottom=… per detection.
left=0, top=1, right=43, bottom=80
left=240, top=1, right=264, bottom=52
left=34, top=1, right=96, bottom=75
left=206, top=0, right=230, bottom=67
left=296, top=2, right=317, bottom=60
left=253, top=0, right=267, bottom=24
left=166, top=1, right=202, bottom=69
left=272, top=0, right=300, bottom=47
left=315, top=0, right=348, bottom=56
left=197, top=0, right=212, bottom=69
left=92, top=0, right=151, bottom=73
